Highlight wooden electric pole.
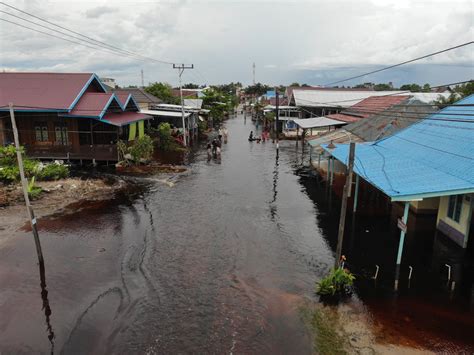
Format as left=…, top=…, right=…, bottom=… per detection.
left=275, top=89, right=279, bottom=155
left=334, top=142, right=355, bottom=269
left=9, top=103, right=44, bottom=264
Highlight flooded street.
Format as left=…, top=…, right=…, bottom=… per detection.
left=0, top=114, right=473, bottom=353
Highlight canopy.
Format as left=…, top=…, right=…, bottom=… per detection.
left=140, top=109, right=191, bottom=118
left=101, top=112, right=152, bottom=127
left=293, top=116, right=346, bottom=129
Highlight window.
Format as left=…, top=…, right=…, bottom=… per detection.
left=55, top=124, right=68, bottom=145
left=447, top=194, right=463, bottom=223
left=34, top=122, right=48, bottom=142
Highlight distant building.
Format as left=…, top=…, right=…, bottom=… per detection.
left=100, top=77, right=117, bottom=90
left=112, top=88, right=162, bottom=110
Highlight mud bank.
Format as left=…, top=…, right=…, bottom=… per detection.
left=0, top=176, right=127, bottom=237
left=301, top=300, right=434, bottom=354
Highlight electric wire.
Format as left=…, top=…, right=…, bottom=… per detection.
left=322, top=42, right=474, bottom=86
left=0, top=2, right=178, bottom=65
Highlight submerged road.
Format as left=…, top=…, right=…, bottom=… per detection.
left=0, top=115, right=329, bottom=353
left=1, top=113, right=473, bottom=353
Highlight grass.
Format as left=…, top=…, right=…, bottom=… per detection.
left=301, top=305, right=347, bottom=355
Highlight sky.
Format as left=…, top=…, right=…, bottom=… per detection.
left=0, top=0, right=473, bottom=88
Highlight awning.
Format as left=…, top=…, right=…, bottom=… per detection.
left=101, top=112, right=152, bottom=127
left=140, top=109, right=191, bottom=118
left=293, top=116, right=346, bottom=129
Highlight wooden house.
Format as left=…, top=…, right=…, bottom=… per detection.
left=0, top=72, right=152, bottom=162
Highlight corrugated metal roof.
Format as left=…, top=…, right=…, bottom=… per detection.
left=69, top=92, right=116, bottom=117
left=292, top=89, right=405, bottom=108
left=293, top=116, right=346, bottom=129
left=323, top=95, right=474, bottom=201
left=0, top=72, right=97, bottom=110
left=113, top=88, right=162, bottom=104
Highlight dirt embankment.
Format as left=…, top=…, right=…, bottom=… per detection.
left=0, top=176, right=127, bottom=236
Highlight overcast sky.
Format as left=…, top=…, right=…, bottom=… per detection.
left=0, top=0, right=473, bottom=88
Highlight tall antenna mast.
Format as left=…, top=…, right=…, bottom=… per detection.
left=141, top=69, right=144, bottom=88
left=252, top=62, right=256, bottom=85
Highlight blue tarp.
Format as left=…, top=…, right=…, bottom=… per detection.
left=323, top=95, right=474, bottom=201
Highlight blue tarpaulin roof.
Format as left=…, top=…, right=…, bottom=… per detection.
left=322, top=94, right=474, bottom=201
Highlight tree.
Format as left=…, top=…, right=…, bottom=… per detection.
left=289, top=82, right=300, bottom=87
left=244, top=83, right=271, bottom=96
left=400, top=83, right=422, bottom=92
left=145, top=82, right=179, bottom=104
left=373, top=83, right=394, bottom=91
left=434, top=82, right=474, bottom=108
left=183, top=83, right=200, bottom=89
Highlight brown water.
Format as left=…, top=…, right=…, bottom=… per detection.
left=0, top=114, right=472, bottom=353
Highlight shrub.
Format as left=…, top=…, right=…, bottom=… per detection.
left=0, top=145, right=39, bottom=183
left=316, top=268, right=355, bottom=297
left=129, top=135, right=154, bottom=162
left=157, top=122, right=173, bottom=150
left=27, top=176, right=42, bottom=199
left=37, top=163, right=69, bottom=181
left=118, top=134, right=154, bottom=164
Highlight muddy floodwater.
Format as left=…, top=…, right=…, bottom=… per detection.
left=0, top=114, right=473, bottom=353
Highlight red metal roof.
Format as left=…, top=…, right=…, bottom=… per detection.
left=327, top=95, right=410, bottom=123
left=69, top=92, right=115, bottom=117
left=0, top=72, right=95, bottom=110
left=115, top=93, right=131, bottom=107
left=102, top=112, right=152, bottom=126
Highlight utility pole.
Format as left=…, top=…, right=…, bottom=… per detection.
left=275, top=88, right=279, bottom=155
left=173, top=63, right=194, bottom=147
left=334, top=142, right=355, bottom=269
left=9, top=103, right=44, bottom=264
left=141, top=69, right=144, bottom=88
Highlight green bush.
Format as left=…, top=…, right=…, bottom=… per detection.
left=27, top=176, right=42, bottom=199
left=37, top=163, right=69, bottom=181
left=130, top=135, right=154, bottom=162
left=118, top=134, right=154, bottom=164
left=157, top=123, right=173, bottom=150
left=0, top=145, right=39, bottom=183
left=316, top=268, right=355, bottom=297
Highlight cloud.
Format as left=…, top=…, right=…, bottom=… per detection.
left=85, top=6, right=118, bottom=19
left=0, top=0, right=472, bottom=87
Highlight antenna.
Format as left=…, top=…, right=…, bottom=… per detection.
left=252, top=62, right=256, bottom=85
left=141, top=69, right=144, bottom=88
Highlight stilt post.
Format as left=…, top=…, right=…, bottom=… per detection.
left=353, top=174, right=359, bottom=212
left=394, top=201, right=410, bottom=290
left=334, top=142, right=356, bottom=268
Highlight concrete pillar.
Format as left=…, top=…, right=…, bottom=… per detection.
left=395, top=202, right=410, bottom=290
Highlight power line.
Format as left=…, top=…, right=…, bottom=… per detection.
left=0, top=18, right=150, bottom=62
left=0, top=2, right=177, bottom=65
left=0, top=10, right=139, bottom=59
left=322, top=42, right=474, bottom=86
left=292, top=79, right=473, bottom=106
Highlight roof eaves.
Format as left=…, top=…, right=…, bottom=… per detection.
left=68, top=73, right=96, bottom=111
left=99, top=94, right=122, bottom=119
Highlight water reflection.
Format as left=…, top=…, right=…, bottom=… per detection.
left=38, top=260, right=55, bottom=354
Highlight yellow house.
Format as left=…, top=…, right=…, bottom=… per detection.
left=437, top=194, right=473, bottom=248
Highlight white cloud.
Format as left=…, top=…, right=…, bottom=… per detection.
left=0, top=0, right=472, bottom=86
left=85, top=5, right=118, bottom=19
